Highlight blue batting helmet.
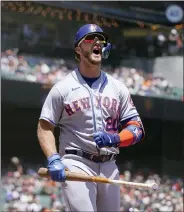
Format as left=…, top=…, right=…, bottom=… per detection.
left=74, top=24, right=111, bottom=59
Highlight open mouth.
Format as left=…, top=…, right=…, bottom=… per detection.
left=93, top=49, right=100, bottom=55
left=92, top=46, right=101, bottom=55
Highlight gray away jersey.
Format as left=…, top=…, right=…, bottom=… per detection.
left=40, top=69, right=139, bottom=156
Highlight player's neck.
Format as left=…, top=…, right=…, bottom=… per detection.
left=78, top=61, right=101, bottom=78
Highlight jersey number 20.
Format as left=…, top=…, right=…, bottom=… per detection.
left=105, top=117, right=118, bottom=131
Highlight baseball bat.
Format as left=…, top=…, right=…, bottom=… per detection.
left=38, top=168, right=158, bottom=190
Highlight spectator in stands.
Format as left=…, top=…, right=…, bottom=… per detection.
left=156, top=32, right=167, bottom=56
left=10, top=156, right=23, bottom=175
left=133, top=69, right=145, bottom=93
left=1, top=52, right=10, bottom=73
left=8, top=56, right=18, bottom=73
left=124, top=68, right=135, bottom=93
left=16, top=56, right=29, bottom=74
left=168, top=29, right=181, bottom=56
left=39, top=61, right=50, bottom=75
left=138, top=73, right=153, bottom=96
left=34, top=61, right=50, bottom=84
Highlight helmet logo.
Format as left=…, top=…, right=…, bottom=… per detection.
left=90, top=24, right=98, bottom=32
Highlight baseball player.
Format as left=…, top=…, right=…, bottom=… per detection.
left=37, top=24, right=145, bottom=212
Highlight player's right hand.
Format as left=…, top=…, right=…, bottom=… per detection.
left=47, top=153, right=66, bottom=182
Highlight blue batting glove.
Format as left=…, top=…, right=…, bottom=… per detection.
left=47, top=153, right=66, bottom=182
left=93, top=131, right=120, bottom=148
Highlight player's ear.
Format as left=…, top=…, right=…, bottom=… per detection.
left=75, top=47, right=81, bottom=62
left=75, top=46, right=81, bottom=55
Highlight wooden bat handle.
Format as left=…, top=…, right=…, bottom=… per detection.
left=38, top=168, right=50, bottom=178
left=38, top=167, right=110, bottom=183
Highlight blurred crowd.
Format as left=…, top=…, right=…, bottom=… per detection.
left=145, top=28, right=183, bottom=58
left=1, top=157, right=66, bottom=212
left=1, top=157, right=183, bottom=212
left=1, top=49, right=182, bottom=100
left=119, top=171, right=183, bottom=212
left=109, top=67, right=173, bottom=98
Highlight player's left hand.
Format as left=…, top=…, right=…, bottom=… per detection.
left=93, top=131, right=120, bottom=148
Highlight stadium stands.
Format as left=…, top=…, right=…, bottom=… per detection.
left=1, top=50, right=183, bottom=100
left=1, top=157, right=183, bottom=212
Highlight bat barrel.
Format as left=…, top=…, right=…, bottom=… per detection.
left=111, top=179, right=159, bottom=190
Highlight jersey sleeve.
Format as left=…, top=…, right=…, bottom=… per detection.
left=39, top=85, right=64, bottom=126
left=119, top=84, right=139, bottom=122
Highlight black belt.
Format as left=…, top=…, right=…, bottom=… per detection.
left=65, top=150, right=117, bottom=163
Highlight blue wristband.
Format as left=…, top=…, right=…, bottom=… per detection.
left=47, top=153, right=60, bottom=165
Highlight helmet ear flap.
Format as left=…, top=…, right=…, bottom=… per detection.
left=102, top=43, right=111, bottom=59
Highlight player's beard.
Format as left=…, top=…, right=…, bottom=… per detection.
left=81, top=48, right=102, bottom=65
